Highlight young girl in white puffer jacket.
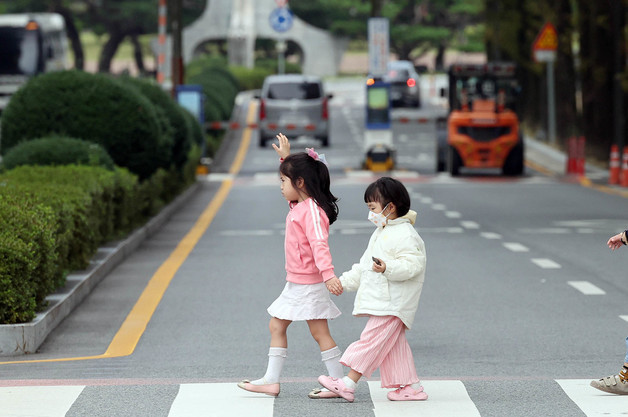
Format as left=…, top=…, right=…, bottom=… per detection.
left=318, top=177, right=428, bottom=402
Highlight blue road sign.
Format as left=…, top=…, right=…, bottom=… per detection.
left=269, top=7, right=293, bottom=33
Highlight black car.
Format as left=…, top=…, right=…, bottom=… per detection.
left=385, top=60, right=421, bottom=108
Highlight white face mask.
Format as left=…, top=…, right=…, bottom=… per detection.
left=368, top=203, right=390, bottom=228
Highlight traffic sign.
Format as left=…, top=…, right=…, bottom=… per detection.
left=368, top=18, right=389, bottom=77
left=532, top=22, right=557, bottom=62
left=269, top=7, right=293, bottom=33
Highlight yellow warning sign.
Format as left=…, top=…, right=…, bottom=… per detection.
left=533, top=22, right=558, bottom=51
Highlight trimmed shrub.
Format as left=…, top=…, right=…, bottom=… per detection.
left=119, top=76, right=192, bottom=171
left=2, top=136, right=114, bottom=170
left=0, top=192, right=59, bottom=319
left=185, top=60, right=239, bottom=123
left=230, top=66, right=272, bottom=91
left=0, top=70, right=167, bottom=180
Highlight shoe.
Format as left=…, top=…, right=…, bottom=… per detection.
left=317, top=375, right=355, bottom=402
left=308, top=387, right=341, bottom=399
left=237, top=379, right=280, bottom=397
left=590, top=369, right=628, bottom=395
left=387, top=385, right=428, bottom=401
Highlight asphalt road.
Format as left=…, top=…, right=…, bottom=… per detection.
left=0, top=78, right=627, bottom=417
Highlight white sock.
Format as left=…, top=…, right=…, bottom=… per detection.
left=321, top=346, right=344, bottom=378
left=411, top=383, right=422, bottom=390
left=251, top=347, right=287, bottom=385
left=342, top=376, right=357, bottom=390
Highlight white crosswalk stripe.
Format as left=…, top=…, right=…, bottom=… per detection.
left=0, top=385, right=85, bottom=417
left=557, top=379, right=628, bottom=416
left=1, top=380, right=627, bottom=416
left=368, top=380, right=481, bottom=417
left=168, top=383, right=274, bottom=417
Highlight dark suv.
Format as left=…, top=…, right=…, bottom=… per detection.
left=385, top=60, right=421, bottom=108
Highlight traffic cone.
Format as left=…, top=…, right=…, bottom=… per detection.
left=609, top=144, right=620, bottom=184
left=566, top=137, right=577, bottom=174
left=621, top=146, right=628, bottom=187
left=576, top=136, right=586, bottom=175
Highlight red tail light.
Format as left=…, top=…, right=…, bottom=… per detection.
left=322, top=97, right=329, bottom=120
left=259, top=98, right=266, bottom=120
left=406, top=78, right=416, bottom=87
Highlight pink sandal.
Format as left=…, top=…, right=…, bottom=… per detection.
left=387, top=385, right=428, bottom=401
left=318, top=375, right=355, bottom=402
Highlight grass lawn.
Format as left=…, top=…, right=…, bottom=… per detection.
left=70, top=31, right=155, bottom=66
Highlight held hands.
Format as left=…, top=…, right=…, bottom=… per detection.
left=608, top=232, right=627, bottom=251
left=272, top=133, right=291, bottom=160
left=325, top=277, right=343, bottom=296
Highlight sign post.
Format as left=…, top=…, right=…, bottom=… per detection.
left=532, top=22, right=558, bottom=146
left=269, top=0, right=292, bottom=74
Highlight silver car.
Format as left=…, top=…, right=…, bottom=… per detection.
left=256, top=74, right=332, bottom=147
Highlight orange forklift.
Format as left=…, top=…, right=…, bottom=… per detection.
left=438, top=62, right=524, bottom=176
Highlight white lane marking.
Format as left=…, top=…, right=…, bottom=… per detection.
left=220, top=230, right=274, bottom=237
left=340, top=229, right=373, bottom=235
left=568, top=281, right=606, bottom=295
left=503, top=242, right=529, bottom=252
left=556, top=379, right=628, bottom=416
left=420, top=197, right=433, bottom=204
left=168, top=383, right=274, bottom=417
left=419, top=227, right=465, bottom=234
left=0, top=385, right=85, bottom=417
left=368, top=381, right=481, bottom=417
left=432, top=204, right=446, bottom=211
left=445, top=211, right=462, bottom=218
left=460, top=221, right=480, bottom=229
left=620, top=315, right=628, bottom=323
left=207, top=173, right=235, bottom=182
left=531, top=258, right=562, bottom=269
left=480, top=232, right=502, bottom=239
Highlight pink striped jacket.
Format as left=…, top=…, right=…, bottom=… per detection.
left=284, top=198, right=335, bottom=284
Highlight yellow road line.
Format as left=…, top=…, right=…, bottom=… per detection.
left=0, top=101, right=257, bottom=365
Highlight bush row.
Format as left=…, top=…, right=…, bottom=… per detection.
left=0, top=71, right=200, bottom=181
left=0, top=164, right=197, bottom=324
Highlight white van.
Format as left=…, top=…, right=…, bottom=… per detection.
left=0, top=13, right=69, bottom=112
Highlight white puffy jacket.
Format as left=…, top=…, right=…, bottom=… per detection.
left=339, top=210, right=426, bottom=329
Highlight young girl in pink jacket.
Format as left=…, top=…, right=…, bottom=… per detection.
left=238, top=134, right=344, bottom=398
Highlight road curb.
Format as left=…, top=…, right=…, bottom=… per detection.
left=0, top=182, right=201, bottom=356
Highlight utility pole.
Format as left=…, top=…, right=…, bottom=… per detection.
left=170, top=0, right=183, bottom=96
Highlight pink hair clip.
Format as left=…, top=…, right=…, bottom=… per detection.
left=306, top=148, right=328, bottom=166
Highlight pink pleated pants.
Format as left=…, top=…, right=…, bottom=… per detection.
left=340, top=315, right=420, bottom=388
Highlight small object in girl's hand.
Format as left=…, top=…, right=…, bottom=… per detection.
left=372, top=257, right=382, bottom=266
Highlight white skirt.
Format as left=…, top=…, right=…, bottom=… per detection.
left=267, top=282, right=342, bottom=321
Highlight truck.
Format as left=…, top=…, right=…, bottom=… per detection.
left=0, top=13, right=69, bottom=113
left=437, top=62, right=524, bottom=176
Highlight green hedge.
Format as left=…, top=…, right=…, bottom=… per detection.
left=119, top=76, right=192, bottom=171
left=0, top=70, right=168, bottom=180
left=2, top=136, right=114, bottom=171
left=185, top=58, right=240, bottom=124
left=0, top=164, right=194, bottom=324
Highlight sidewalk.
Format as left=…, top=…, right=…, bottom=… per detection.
left=525, top=135, right=609, bottom=183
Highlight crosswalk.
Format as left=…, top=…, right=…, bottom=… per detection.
left=0, top=379, right=626, bottom=417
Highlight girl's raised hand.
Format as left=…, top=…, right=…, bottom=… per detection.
left=325, top=277, right=343, bottom=296
left=272, top=133, right=291, bottom=160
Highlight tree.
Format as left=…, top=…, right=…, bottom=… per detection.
left=290, top=0, right=483, bottom=69
left=485, top=0, right=627, bottom=162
